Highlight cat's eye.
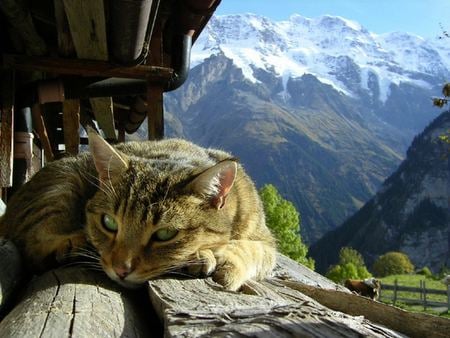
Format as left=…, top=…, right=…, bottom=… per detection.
left=153, top=228, right=178, bottom=241
left=102, top=214, right=119, bottom=232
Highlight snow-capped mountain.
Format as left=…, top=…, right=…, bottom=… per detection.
left=192, top=14, right=450, bottom=103
left=160, top=13, right=447, bottom=243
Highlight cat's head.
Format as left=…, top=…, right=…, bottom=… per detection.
left=84, top=130, right=237, bottom=288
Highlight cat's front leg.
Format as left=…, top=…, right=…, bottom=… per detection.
left=211, top=240, right=276, bottom=291
left=187, top=249, right=217, bottom=277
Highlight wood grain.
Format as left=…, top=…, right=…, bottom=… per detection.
left=0, top=70, right=14, bottom=188
left=62, top=99, right=80, bottom=155
left=0, top=268, right=154, bottom=337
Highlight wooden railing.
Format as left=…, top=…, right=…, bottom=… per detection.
left=380, top=279, right=450, bottom=312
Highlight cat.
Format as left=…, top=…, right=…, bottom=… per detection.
left=0, top=129, right=276, bottom=291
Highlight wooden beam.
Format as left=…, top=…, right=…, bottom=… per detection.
left=0, top=267, right=155, bottom=337
left=62, top=99, right=80, bottom=155
left=281, top=280, right=450, bottom=338
left=0, top=70, right=14, bottom=188
left=89, top=98, right=116, bottom=140
left=62, top=0, right=108, bottom=61
left=31, top=104, right=54, bottom=161
left=146, top=255, right=406, bottom=337
left=53, top=0, right=75, bottom=57
left=3, top=54, right=173, bottom=80
left=62, top=0, right=117, bottom=142
left=147, top=84, right=164, bottom=140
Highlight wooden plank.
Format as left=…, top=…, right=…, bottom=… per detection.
left=31, top=104, right=54, bottom=161
left=0, top=268, right=154, bottom=337
left=0, top=239, right=23, bottom=313
left=62, top=0, right=108, bottom=60
left=62, top=0, right=116, bottom=141
left=62, top=99, right=80, bottom=155
left=3, top=54, right=173, bottom=80
left=53, top=0, right=75, bottom=57
left=147, top=84, right=164, bottom=140
left=0, top=70, right=14, bottom=188
left=283, top=281, right=450, bottom=338
left=147, top=255, right=404, bottom=338
left=89, top=98, right=116, bottom=140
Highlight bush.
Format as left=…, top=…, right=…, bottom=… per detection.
left=326, top=247, right=371, bottom=283
left=372, top=252, right=415, bottom=277
left=259, top=184, right=315, bottom=270
left=417, top=266, right=433, bottom=278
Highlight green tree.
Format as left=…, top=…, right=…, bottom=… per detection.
left=326, top=247, right=371, bottom=283
left=372, top=251, right=415, bottom=277
left=259, top=184, right=315, bottom=270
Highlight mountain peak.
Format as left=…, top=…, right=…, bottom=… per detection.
left=193, top=14, right=449, bottom=103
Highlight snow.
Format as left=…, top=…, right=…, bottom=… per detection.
left=192, top=13, right=448, bottom=103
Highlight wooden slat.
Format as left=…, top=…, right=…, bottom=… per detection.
left=89, top=97, right=116, bottom=140
left=62, top=0, right=117, bottom=142
left=62, top=0, right=108, bottom=60
left=147, top=84, right=164, bottom=140
left=0, top=70, right=14, bottom=188
left=31, top=104, right=54, bottom=161
left=3, top=54, right=173, bottom=80
left=53, top=0, right=75, bottom=57
left=62, top=99, right=80, bottom=155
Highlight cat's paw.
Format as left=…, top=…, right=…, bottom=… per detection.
left=212, top=253, right=249, bottom=291
left=187, top=249, right=217, bottom=277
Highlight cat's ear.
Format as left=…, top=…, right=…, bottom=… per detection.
left=188, top=160, right=237, bottom=209
left=88, top=128, right=129, bottom=184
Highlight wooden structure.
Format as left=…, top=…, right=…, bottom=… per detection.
left=0, top=0, right=221, bottom=199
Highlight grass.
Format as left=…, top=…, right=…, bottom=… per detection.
left=379, top=274, right=450, bottom=318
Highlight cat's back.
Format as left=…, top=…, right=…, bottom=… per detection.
left=115, top=138, right=234, bottom=167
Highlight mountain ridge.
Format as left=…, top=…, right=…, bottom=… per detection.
left=156, top=13, right=446, bottom=243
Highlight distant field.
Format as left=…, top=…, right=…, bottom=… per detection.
left=379, top=274, right=449, bottom=318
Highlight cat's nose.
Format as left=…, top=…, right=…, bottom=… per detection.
left=113, top=263, right=135, bottom=279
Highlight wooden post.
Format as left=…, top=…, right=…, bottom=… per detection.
left=393, top=279, right=397, bottom=306
left=0, top=70, right=14, bottom=189
left=423, top=280, right=427, bottom=311
left=447, top=285, right=450, bottom=312
left=62, top=99, right=80, bottom=155
left=31, top=104, right=54, bottom=161
left=147, top=84, right=164, bottom=140
left=89, top=98, right=116, bottom=140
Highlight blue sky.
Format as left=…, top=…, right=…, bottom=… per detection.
left=215, top=0, right=450, bottom=38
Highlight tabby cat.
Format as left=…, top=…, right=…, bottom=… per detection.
left=0, top=130, right=276, bottom=290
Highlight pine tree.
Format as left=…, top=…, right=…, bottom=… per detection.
left=259, top=184, right=315, bottom=270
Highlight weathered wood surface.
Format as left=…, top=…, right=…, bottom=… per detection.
left=0, top=70, right=14, bottom=188
left=4, top=54, right=174, bottom=80
left=0, top=268, right=156, bottom=337
left=31, top=104, right=54, bottom=161
left=0, top=239, right=22, bottom=313
left=147, top=255, right=404, bottom=337
left=62, top=0, right=108, bottom=61
left=62, top=99, right=80, bottom=155
left=89, top=97, right=117, bottom=140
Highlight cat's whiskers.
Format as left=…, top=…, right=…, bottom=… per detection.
left=80, top=171, right=116, bottom=199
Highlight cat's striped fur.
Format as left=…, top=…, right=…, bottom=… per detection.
left=0, top=131, right=276, bottom=290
